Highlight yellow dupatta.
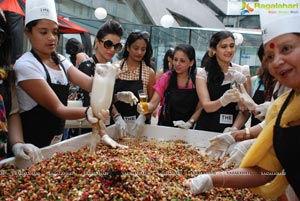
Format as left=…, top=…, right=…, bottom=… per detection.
left=240, top=89, right=300, bottom=199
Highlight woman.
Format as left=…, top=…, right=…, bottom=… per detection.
left=250, top=43, right=275, bottom=126
left=137, top=44, right=201, bottom=129
left=0, top=8, right=42, bottom=162
left=77, top=19, right=124, bottom=107
left=14, top=0, right=111, bottom=148
left=195, top=31, right=251, bottom=133
left=65, top=38, right=89, bottom=68
left=155, top=47, right=174, bottom=81
left=112, top=30, right=156, bottom=137
left=184, top=14, right=300, bottom=200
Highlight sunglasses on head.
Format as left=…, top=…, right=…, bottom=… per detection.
left=99, top=39, right=123, bottom=52
left=131, top=30, right=150, bottom=40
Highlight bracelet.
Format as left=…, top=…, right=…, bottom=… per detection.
left=85, top=106, right=90, bottom=120
left=113, top=112, right=121, bottom=120
left=245, top=127, right=251, bottom=139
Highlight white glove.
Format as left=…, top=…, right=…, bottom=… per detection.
left=12, top=143, right=43, bottom=163
left=116, top=91, right=138, bottom=106
left=219, top=88, right=240, bottom=107
left=223, top=126, right=238, bottom=133
left=173, top=120, right=192, bottom=129
left=205, top=133, right=235, bottom=160
left=101, top=134, right=128, bottom=149
left=131, top=114, right=146, bottom=136
left=87, top=107, right=109, bottom=125
left=239, top=84, right=257, bottom=110
left=114, top=115, right=128, bottom=138
left=183, top=174, right=213, bottom=195
left=222, top=139, right=255, bottom=168
left=255, top=101, right=271, bottom=121
left=228, top=69, right=246, bottom=84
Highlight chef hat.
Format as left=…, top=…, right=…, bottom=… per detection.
left=25, top=0, right=58, bottom=26
left=259, top=0, right=300, bottom=44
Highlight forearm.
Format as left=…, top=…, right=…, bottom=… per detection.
left=147, top=93, right=161, bottom=114
left=232, top=110, right=250, bottom=130
left=55, top=105, right=86, bottom=120
left=211, top=167, right=275, bottom=188
left=190, top=102, right=202, bottom=121
left=111, top=104, right=120, bottom=118
left=8, top=113, right=24, bottom=146
left=202, top=99, right=223, bottom=113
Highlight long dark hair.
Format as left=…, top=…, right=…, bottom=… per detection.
left=26, top=20, right=60, bottom=65
left=65, top=38, right=85, bottom=65
left=206, top=31, right=235, bottom=85
left=163, top=48, right=174, bottom=73
left=122, top=30, right=153, bottom=67
left=168, top=44, right=196, bottom=90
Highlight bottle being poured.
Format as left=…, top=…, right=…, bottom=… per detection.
left=89, top=63, right=127, bottom=153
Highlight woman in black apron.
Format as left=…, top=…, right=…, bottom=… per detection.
left=20, top=50, right=69, bottom=148
left=196, top=31, right=249, bottom=133
left=137, top=44, right=202, bottom=129
left=250, top=44, right=275, bottom=126
left=14, top=18, right=102, bottom=149
left=273, top=90, right=300, bottom=198
left=111, top=30, right=156, bottom=137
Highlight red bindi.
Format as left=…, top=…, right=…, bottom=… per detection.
left=269, top=43, right=275, bottom=49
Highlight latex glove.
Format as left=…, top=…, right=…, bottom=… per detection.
left=101, top=134, right=128, bottom=149
left=87, top=107, right=109, bottom=125
left=228, top=69, right=246, bottom=84
left=219, top=88, right=240, bottom=107
left=239, top=84, right=257, bottom=110
left=205, top=133, right=235, bottom=160
left=12, top=143, right=43, bottom=163
left=114, top=115, right=128, bottom=138
left=116, top=91, right=138, bottom=106
left=183, top=174, right=213, bottom=195
left=223, top=126, right=238, bottom=133
left=222, top=139, right=255, bottom=168
left=255, top=101, right=271, bottom=121
left=131, top=114, right=146, bottom=136
left=173, top=120, right=192, bottom=129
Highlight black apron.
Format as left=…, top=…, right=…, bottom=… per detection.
left=196, top=83, right=239, bottom=132
left=20, top=51, right=69, bottom=148
left=251, top=80, right=265, bottom=126
left=113, top=61, right=149, bottom=124
left=158, top=86, right=198, bottom=127
left=273, top=90, right=300, bottom=199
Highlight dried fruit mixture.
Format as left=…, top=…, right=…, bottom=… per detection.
left=0, top=139, right=274, bottom=200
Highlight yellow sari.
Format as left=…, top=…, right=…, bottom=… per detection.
left=240, top=89, right=300, bottom=199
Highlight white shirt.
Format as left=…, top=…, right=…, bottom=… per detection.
left=14, top=52, right=72, bottom=113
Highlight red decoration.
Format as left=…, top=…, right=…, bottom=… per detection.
left=269, top=42, right=275, bottom=49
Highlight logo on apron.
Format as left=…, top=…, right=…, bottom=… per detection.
left=124, top=115, right=137, bottom=123
left=220, top=114, right=233, bottom=124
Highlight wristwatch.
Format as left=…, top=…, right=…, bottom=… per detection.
left=245, top=127, right=251, bottom=139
